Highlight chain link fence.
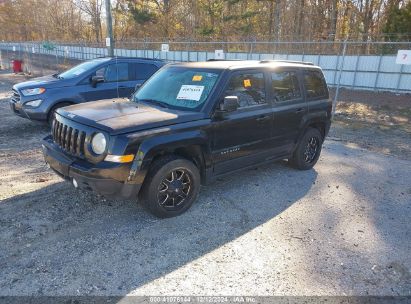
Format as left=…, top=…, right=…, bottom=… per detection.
left=0, top=40, right=410, bottom=118
left=1, top=40, right=410, bottom=93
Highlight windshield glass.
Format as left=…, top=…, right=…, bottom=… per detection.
left=134, top=67, right=221, bottom=110
left=58, top=59, right=108, bottom=79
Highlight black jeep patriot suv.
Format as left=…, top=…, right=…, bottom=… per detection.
left=42, top=60, right=331, bottom=218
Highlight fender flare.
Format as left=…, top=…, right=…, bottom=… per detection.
left=127, top=130, right=210, bottom=183
left=296, top=111, right=329, bottom=144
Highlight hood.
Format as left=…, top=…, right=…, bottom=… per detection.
left=57, top=99, right=205, bottom=135
left=14, top=75, right=70, bottom=90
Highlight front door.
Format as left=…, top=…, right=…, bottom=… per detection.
left=212, top=71, right=274, bottom=175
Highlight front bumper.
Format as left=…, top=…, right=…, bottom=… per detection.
left=42, top=137, right=142, bottom=199
left=9, top=100, right=48, bottom=121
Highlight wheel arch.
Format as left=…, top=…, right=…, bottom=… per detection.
left=150, top=145, right=206, bottom=181
left=297, top=112, right=329, bottom=143
left=47, top=100, right=76, bottom=124
left=307, top=121, right=326, bottom=139
left=47, top=100, right=76, bottom=114
left=46, top=98, right=78, bottom=112
left=129, top=131, right=210, bottom=184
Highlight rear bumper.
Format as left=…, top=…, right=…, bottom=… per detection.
left=42, top=137, right=141, bottom=199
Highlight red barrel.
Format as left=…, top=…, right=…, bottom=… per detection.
left=12, top=60, right=23, bottom=73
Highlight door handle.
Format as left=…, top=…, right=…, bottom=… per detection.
left=256, top=115, right=271, bottom=122
left=295, top=108, right=305, bottom=113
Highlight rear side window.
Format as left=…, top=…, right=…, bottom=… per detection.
left=96, top=63, right=130, bottom=82
left=134, top=63, right=158, bottom=80
left=104, top=63, right=129, bottom=82
left=271, top=71, right=301, bottom=102
left=223, top=72, right=266, bottom=108
left=303, top=70, right=327, bottom=99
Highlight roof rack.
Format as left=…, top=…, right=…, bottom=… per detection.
left=259, top=60, right=314, bottom=65
left=206, top=59, right=243, bottom=61
left=206, top=59, right=315, bottom=66
left=95, top=56, right=164, bottom=61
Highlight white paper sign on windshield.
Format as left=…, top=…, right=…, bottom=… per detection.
left=177, top=85, right=204, bottom=101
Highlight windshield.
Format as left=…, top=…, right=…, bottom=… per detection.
left=134, top=66, right=221, bottom=111
left=58, top=59, right=108, bottom=79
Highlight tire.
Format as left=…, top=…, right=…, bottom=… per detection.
left=289, top=127, right=323, bottom=170
left=139, top=155, right=201, bottom=218
left=47, top=102, right=72, bottom=126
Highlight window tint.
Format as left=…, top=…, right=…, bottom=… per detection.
left=95, top=63, right=129, bottom=82
left=58, top=59, right=108, bottom=79
left=224, top=72, right=266, bottom=108
left=106, top=63, right=129, bottom=82
left=95, top=66, right=105, bottom=78
left=303, top=70, right=327, bottom=99
left=271, top=71, right=301, bottom=101
left=134, top=63, right=158, bottom=80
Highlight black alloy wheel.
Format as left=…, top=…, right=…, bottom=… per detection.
left=157, top=168, right=192, bottom=211
left=140, top=155, right=201, bottom=218
left=303, top=136, right=320, bottom=164
left=289, top=127, right=323, bottom=170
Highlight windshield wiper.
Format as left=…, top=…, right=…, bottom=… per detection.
left=52, top=73, right=63, bottom=79
left=138, top=99, right=168, bottom=108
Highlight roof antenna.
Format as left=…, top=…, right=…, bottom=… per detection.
left=115, top=55, right=120, bottom=98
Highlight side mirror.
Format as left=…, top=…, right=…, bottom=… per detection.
left=214, top=96, right=239, bottom=119
left=91, top=75, right=104, bottom=87
left=134, top=83, right=142, bottom=92
left=220, top=96, right=239, bottom=112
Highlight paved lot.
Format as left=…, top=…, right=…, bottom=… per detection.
left=0, top=72, right=410, bottom=296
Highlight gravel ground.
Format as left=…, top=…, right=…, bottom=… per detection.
left=0, top=71, right=410, bottom=296
left=329, top=88, right=411, bottom=160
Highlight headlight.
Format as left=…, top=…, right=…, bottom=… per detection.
left=91, top=133, right=107, bottom=155
left=21, top=87, right=46, bottom=96
left=24, top=99, right=42, bottom=107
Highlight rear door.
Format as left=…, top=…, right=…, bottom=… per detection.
left=212, top=70, right=274, bottom=175
left=270, top=68, right=307, bottom=155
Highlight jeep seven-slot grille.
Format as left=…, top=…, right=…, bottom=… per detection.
left=52, top=120, right=86, bottom=158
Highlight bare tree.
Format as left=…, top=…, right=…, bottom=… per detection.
left=330, top=0, right=338, bottom=40
left=273, top=0, right=281, bottom=41
left=0, top=0, right=408, bottom=42
left=75, top=0, right=104, bottom=42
